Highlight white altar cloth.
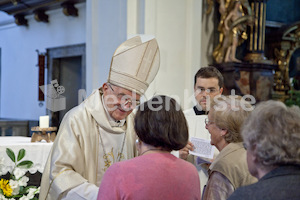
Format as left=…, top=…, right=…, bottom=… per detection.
left=0, top=136, right=53, bottom=175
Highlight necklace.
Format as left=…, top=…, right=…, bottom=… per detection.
left=97, top=124, right=126, bottom=171
left=140, top=148, right=166, bottom=156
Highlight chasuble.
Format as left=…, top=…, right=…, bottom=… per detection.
left=39, top=89, right=137, bottom=200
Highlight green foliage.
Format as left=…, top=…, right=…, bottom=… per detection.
left=285, top=90, right=300, bottom=107
left=6, top=148, right=15, bottom=163
left=17, top=149, right=26, bottom=162
left=5, top=148, right=33, bottom=169
left=17, top=160, right=33, bottom=168
left=2, top=148, right=40, bottom=199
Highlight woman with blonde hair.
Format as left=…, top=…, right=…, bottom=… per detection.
left=202, top=96, right=256, bottom=200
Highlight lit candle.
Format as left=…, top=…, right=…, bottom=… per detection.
left=39, top=115, right=49, bottom=128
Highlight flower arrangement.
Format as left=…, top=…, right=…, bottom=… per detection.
left=0, top=148, right=40, bottom=200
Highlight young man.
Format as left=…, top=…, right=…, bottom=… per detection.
left=184, top=66, right=224, bottom=116
left=40, top=36, right=160, bottom=200
left=180, top=66, right=224, bottom=195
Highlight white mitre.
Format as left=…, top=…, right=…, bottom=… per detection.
left=107, top=36, right=160, bottom=95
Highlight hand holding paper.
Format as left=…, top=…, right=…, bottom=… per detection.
left=189, top=137, right=215, bottom=160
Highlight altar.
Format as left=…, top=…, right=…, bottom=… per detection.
left=214, top=62, right=276, bottom=102
left=0, top=136, right=53, bottom=186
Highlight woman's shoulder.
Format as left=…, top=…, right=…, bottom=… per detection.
left=103, top=157, right=139, bottom=178
left=173, top=155, right=199, bottom=173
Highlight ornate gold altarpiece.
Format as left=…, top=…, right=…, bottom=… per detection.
left=207, top=0, right=299, bottom=102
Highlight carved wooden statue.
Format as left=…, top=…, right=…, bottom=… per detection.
left=208, top=0, right=253, bottom=63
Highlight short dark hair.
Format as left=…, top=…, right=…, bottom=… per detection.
left=134, top=95, right=189, bottom=151
left=194, top=66, right=224, bottom=88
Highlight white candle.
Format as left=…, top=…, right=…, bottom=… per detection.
left=39, top=115, right=49, bottom=128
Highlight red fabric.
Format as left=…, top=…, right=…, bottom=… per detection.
left=97, top=153, right=201, bottom=200
left=38, top=54, right=45, bottom=101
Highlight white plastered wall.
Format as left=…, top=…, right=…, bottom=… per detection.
left=0, top=0, right=129, bottom=119
left=86, top=0, right=127, bottom=96
left=0, top=4, right=86, bottom=119
left=0, top=0, right=216, bottom=119
left=127, top=0, right=215, bottom=109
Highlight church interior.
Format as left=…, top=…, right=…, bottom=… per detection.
left=0, top=0, right=298, bottom=136
left=0, top=0, right=300, bottom=198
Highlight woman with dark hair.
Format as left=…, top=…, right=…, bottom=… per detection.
left=97, top=95, right=201, bottom=200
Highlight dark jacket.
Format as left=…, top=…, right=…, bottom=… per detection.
left=227, top=165, right=300, bottom=200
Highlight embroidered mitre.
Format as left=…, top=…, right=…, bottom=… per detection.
left=107, top=36, right=160, bottom=95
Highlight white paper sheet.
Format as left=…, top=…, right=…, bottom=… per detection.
left=189, top=137, right=215, bottom=160
left=185, top=115, right=216, bottom=160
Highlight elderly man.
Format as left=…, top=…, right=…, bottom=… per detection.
left=179, top=66, right=224, bottom=194
left=228, top=100, right=300, bottom=200
left=40, top=36, right=160, bottom=200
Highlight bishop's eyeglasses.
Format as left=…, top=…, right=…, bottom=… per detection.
left=108, top=84, right=140, bottom=108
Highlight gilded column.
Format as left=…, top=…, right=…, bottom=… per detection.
left=244, top=0, right=272, bottom=63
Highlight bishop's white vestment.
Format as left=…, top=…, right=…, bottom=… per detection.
left=39, top=89, right=137, bottom=200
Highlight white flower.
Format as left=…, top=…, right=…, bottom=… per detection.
left=26, top=188, right=37, bottom=199
left=19, top=196, right=30, bottom=200
left=0, top=193, right=8, bottom=200
left=27, top=192, right=34, bottom=199
left=18, top=176, right=29, bottom=187
left=37, top=186, right=40, bottom=193
left=0, top=157, right=4, bottom=175
left=9, top=179, right=19, bottom=188
left=9, top=179, right=20, bottom=195
left=13, top=167, right=26, bottom=179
